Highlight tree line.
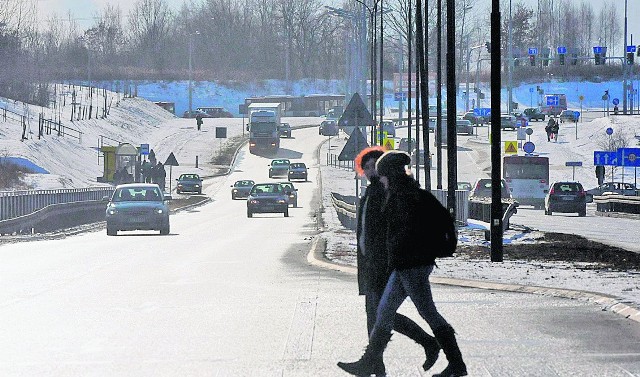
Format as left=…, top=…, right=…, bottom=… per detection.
left=0, top=0, right=630, bottom=105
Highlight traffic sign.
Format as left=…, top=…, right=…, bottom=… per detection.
left=579, top=95, right=584, bottom=101
left=612, top=98, right=620, bottom=106
left=627, top=45, right=637, bottom=53
left=473, top=107, right=491, bottom=117
left=528, top=48, right=538, bottom=55
left=593, top=46, right=603, bottom=54
left=140, top=143, right=150, bottom=155
left=523, top=141, right=535, bottom=154
left=606, top=127, right=613, bottom=135
left=565, top=161, right=582, bottom=167
left=574, top=111, right=580, bottom=120
left=394, top=92, right=407, bottom=101
left=164, top=152, right=179, bottom=166
left=620, top=148, right=640, bottom=167
left=546, top=95, right=559, bottom=106
left=525, top=128, right=533, bottom=135
left=338, top=127, right=370, bottom=161
left=504, top=141, right=518, bottom=154
left=529, top=87, right=534, bottom=93
left=593, top=151, right=617, bottom=166
left=338, top=93, right=375, bottom=128
left=557, top=46, right=567, bottom=54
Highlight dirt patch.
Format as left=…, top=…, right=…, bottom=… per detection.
left=458, top=232, right=640, bottom=271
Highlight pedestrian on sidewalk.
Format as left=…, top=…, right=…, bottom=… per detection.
left=351, top=146, right=440, bottom=376
left=546, top=117, right=554, bottom=142
left=550, top=119, right=560, bottom=142
left=338, top=150, right=467, bottom=377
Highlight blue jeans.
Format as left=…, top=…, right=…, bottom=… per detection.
left=370, top=265, right=449, bottom=345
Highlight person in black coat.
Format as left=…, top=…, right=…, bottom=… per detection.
left=353, top=146, right=440, bottom=375
left=339, top=150, right=467, bottom=377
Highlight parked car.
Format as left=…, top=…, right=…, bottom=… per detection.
left=457, top=181, right=472, bottom=191
left=585, top=181, right=638, bottom=202
left=500, top=114, right=517, bottom=130
left=196, top=106, right=233, bottom=118
left=398, top=137, right=415, bottom=152
left=469, top=178, right=512, bottom=199
left=246, top=182, right=289, bottom=217
left=523, top=107, right=546, bottom=122
left=378, top=120, right=396, bottom=137
left=410, top=149, right=431, bottom=167
left=278, top=122, right=292, bottom=138
left=462, top=111, right=483, bottom=125
left=268, top=159, right=291, bottom=178
left=544, top=181, right=587, bottom=216
left=230, top=179, right=255, bottom=200
left=559, top=109, right=579, bottom=123
left=456, top=118, right=474, bottom=135
left=319, top=120, right=339, bottom=136
left=176, top=173, right=203, bottom=194
left=287, top=162, right=308, bottom=181
left=279, top=181, right=298, bottom=207
left=104, top=183, right=171, bottom=236
left=182, top=109, right=208, bottom=118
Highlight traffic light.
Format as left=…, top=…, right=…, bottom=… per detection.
left=485, top=42, right=491, bottom=53
left=627, top=52, right=635, bottom=65
left=594, top=53, right=601, bottom=65
left=559, top=54, right=565, bottom=65
left=529, top=54, right=536, bottom=66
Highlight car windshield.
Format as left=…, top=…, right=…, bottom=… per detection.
left=113, top=187, right=162, bottom=202
left=272, top=160, right=289, bottom=166
left=251, top=184, right=281, bottom=194
left=290, top=163, right=305, bottom=169
left=236, top=180, right=254, bottom=187
left=180, top=174, right=199, bottom=180
left=280, top=183, right=294, bottom=190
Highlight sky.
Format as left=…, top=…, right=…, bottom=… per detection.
left=34, top=0, right=639, bottom=43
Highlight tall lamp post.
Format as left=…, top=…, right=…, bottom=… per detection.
left=188, top=31, right=200, bottom=116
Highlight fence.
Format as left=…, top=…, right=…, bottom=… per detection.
left=0, top=187, right=114, bottom=222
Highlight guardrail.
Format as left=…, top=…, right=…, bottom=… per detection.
left=593, top=194, right=640, bottom=216
left=0, top=187, right=114, bottom=222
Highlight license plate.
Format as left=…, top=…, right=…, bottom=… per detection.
left=561, top=196, right=574, bottom=201
left=261, top=206, right=274, bottom=211
left=128, top=216, right=146, bottom=222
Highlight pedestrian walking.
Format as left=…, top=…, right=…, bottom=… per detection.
left=338, top=150, right=467, bottom=377
left=550, top=119, right=560, bottom=142
left=154, top=161, right=166, bottom=191
left=352, top=146, right=440, bottom=375
left=546, top=117, right=554, bottom=141
left=196, top=113, right=203, bottom=131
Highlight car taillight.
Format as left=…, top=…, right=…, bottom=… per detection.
left=549, top=187, right=556, bottom=195
left=577, top=190, right=586, bottom=198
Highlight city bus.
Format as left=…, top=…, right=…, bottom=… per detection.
left=244, top=94, right=345, bottom=117
left=502, top=155, right=550, bottom=209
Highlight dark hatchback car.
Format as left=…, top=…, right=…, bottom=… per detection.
left=279, top=181, right=298, bottom=207
left=268, top=159, right=291, bottom=178
left=230, top=179, right=255, bottom=200
left=469, top=178, right=512, bottom=199
left=287, top=162, right=308, bottom=181
left=176, top=173, right=203, bottom=194
left=104, top=183, right=171, bottom=236
left=545, top=181, right=587, bottom=216
left=278, top=122, right=292, bottom=138
left=319, top=120, right=339, bottom=136
left=246, top=182, right=289, bottom=217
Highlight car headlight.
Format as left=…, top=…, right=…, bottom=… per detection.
left=232, top=189, right=238, bottom=193
left=194, top=184, right=200, bottom=188
left=155, top=208, right=165, bottom=214
left=177, top=184, right=183, bottom=188
left=107, top=208, right=117, bottom=215
left=277, top=199, right=287, bottom=204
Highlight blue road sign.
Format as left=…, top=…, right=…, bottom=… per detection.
left=394, top=92, right=407, bottom=101
left=523, top=141, right=535, bottom=154
left=557, top=46, right=567, bottom=54
left=528, top=48, right=538, bottom=55
left=627, top=45, right=637, bottom=53
left=529, top=87, right=534, bottom=93
left=474, top=107, right=491, bottom=117
left=606, top=127, right=614, bottom=135
left=594, top=151, right=618, bottom=166
left=612, top=98, right=620, bottom=106
left=620, top=148, right=640, bottom=167
left=593, top=46, right=603, bottom=54
left=140, top=143, right=150, bottom=155
left=574, top=111, right=580, bottom=119
left=546, top=95, right=559, bottom=106
left=565, top=161, right=583, bottom=167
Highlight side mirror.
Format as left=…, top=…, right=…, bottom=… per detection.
left=163, top=193, right=173, bottom=201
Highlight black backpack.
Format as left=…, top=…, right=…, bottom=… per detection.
left=418, top=188, right=458, bottom=258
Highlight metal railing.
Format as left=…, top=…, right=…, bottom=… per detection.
left=0, top=187, right=114, bottom=222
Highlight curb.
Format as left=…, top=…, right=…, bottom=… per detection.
left=306, top=230, right=640, bottom=325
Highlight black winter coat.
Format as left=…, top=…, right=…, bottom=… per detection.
left=356, top=178, right=389, bottom=295
left=382, top=175, right=439, bottom=270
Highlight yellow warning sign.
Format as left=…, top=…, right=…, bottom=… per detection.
left=384, top=138, right=395, bottom=150
left=504, top=141, right=518, bottom=154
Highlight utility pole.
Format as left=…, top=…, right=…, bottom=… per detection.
left=623, top=0, right=628, bottom=114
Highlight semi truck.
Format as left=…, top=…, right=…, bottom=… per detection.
left=247, top=103, right=282, bottom=155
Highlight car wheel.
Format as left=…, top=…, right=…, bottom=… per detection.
left=284, top=209, right=289, bottom=217
left=197, top=189, right=202, bottom=195
left=268, top=172, right=272, bottom=178
left=579, top=209, right=586, bottom=217
left=160, top=224, right=170, bottom=235
left=247, top=209, right=253, bottom=218
left=293, top=200, right=297, bottom=208
left=106, top=227, right=117, bottom=236
left=232, top=194, right=236, bottom=200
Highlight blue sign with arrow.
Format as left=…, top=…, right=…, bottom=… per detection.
left=474, top=107, right=491, bottom=117
left=593, top=151, right=618, bottom=166
left=557, top=46, right=567, bottom=54
left=546, top=95, right=559, bottom=106
left=612, top=98, right=620, bottom=106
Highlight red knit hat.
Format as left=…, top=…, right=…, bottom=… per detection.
left=354, top=146, right=386, bottom=176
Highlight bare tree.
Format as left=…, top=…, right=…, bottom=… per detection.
left=127, top=0, right=174, bottom=71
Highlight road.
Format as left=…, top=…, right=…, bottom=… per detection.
left=1, top=124, right=640, bottom=376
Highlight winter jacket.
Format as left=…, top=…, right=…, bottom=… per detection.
left=356, top=178, right=389, bottom=295
left=382, top=175, right=439, bottom=270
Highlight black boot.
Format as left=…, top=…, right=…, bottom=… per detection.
left=432, top=326, right=467, bottom=377
left=393, top=313, right=440, bottom=371
left=337, top=332, right=391, bottom=376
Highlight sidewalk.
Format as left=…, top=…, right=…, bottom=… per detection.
left=313, top=131, right=640, bottom=324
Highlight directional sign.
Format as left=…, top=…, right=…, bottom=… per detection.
left=557, top=46, right=567, bottom=54
left=593, top=46, right=603, bottom=54
left=394, top=92, right=407, bottom=101
left=612, top=98, right=620, bottom=106
left=627, top=45, right=637, bottom=53
left=528, top=48, right=538, bottom=55
left=593, top=151, right=618, bottom=166
left=565, top=161, right=583, bottom=167
left=140, top=143, right=150, bottom=155
left=546, top=95, right=559, bottom=106
left=474, top=107, right=491, bottom=117
left=620, top=148, right=640, bottom=167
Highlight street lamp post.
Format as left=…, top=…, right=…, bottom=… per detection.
left=188, top=31, right=200, bottom=116
left=466, top=43, right=485, bottom=112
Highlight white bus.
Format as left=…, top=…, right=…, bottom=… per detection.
left=503, top=155, right=550, bottom=209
